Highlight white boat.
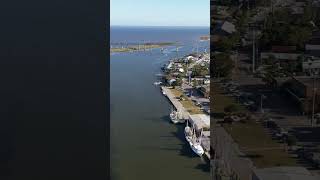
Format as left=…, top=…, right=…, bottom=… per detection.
left=190, top=141, right=204, bottom=156
left=153, top=81, right=162, bottom=85
left=162, top=91, right=166, bottom=96
left=189, top=128, right=204, bottom=156
left=184, top=120, right=192, bottom=142
left=177, top=111, right=186, bottom=123
left=170, top=110, right=179, bottom=124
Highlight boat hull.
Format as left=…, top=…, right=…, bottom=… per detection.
left=184, top=127, right=192, bottom=142
left=190, top=143, right=204, bottom=156
left=170, top=113, right=179, bottom=124
left=171, top=119, right=179, bottom=124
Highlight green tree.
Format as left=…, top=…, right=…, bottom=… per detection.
left=260, top=7, right=313, bottom=49
left=172, top=78, right=182, bottom=87
left=288, top=26, right=312, bottom=49
left=224, top=104, right=239, bottom=114
left=286, top=135, right=297, bottom=147
left=213, top=53, right=234, bottom=78
left=215, top=33, right=240, bottom=52
left=262, top=70, right=278, bottom=88
left=192, top=64, right=209, bottom=77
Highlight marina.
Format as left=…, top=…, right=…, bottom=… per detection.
left=161, top=87, right=189, bottom=121
left=161, top=86, right=211, bottom=159
left=110, top=26, right=210, bottom=180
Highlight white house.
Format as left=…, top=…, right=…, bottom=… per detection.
left=302, top=56, right=320, bottom=74
left=166, top=62, right=174, bottom=69
left=204, top=79, right=210, bottom=85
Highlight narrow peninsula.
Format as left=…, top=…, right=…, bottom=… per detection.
left=110, top=42, right=175, bottom=53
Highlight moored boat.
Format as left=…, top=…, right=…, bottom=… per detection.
left=169, top=107, right=179, bottom=124
left=153, top=81, right=162, bottom=85
left=189, top=128, right=204, bottom=156
left=184, top=120, right=192, bottom=142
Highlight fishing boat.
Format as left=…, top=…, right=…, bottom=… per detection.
left=169, top=107, right=179, bottom=124
left=189, top=128, right=204, bottom=156
left=184, top=120, right=193, bottom=142
left=177, top=111, right=186, bottom=123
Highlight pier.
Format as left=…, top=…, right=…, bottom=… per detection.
left=161, top=86, right=211, bottom=159
left=161, top=86, right=190, bottom=120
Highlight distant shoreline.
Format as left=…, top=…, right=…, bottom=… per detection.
left=110, top=42, right=175, bottom=53
left=200, top=35, right=210, bottom=41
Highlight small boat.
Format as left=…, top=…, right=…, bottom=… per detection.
left=189, top=128, right=204, bottom=156
left=184, top=120, right=193, bottom=142
left=162, top=91, right=166, bottom=96
left=153, top=81, right=162, bottom=85
left=170, top=111, right=179, bottom=124
left=169, top=107, right=179, bottom=124
left=190, top=141, right=204, bottom=156
left=161, top=88, right=166, bottom=95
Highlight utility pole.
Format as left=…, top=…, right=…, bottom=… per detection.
left=252, top=29, right=256, bottom=73
left=196, top=41, right=199, bottom=56
left=271, top=0, right=274, bottom=17
left=260, top=94, right=264, bottom=113
left=312, top=75, right=317, bottom=126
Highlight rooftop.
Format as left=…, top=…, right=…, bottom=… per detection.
left=220, top=21, right=236, bottom=34
left=189, top=114, right=210, bottom=130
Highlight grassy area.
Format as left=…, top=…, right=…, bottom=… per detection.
left=170, top=88, right=203, bottom=115
left=223, top=121, right=297, bottom=168
left=212, top=84, right=244, bottom=115
left=213, top=82, right=297, bottom=168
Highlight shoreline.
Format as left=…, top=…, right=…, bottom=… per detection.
left=158, top=51, right=211, bottom=161
left=110, top=42, right=175, bottom=53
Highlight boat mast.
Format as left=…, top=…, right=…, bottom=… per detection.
left=199, top=128, right=203, bottom=143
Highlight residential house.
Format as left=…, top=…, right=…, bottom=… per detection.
left=302, top=56, right=320, bottom=75
left=216, top=21, right=236, bottom=35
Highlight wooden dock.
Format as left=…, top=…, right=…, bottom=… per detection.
left=161, top=86, right=190, bottom=120
left=162, top=86, right=211, bottom=160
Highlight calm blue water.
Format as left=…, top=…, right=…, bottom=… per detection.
left=110, top=26, right=210, bottom=180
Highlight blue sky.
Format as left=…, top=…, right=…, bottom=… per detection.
left=110, top=0, right=209, bottom=27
